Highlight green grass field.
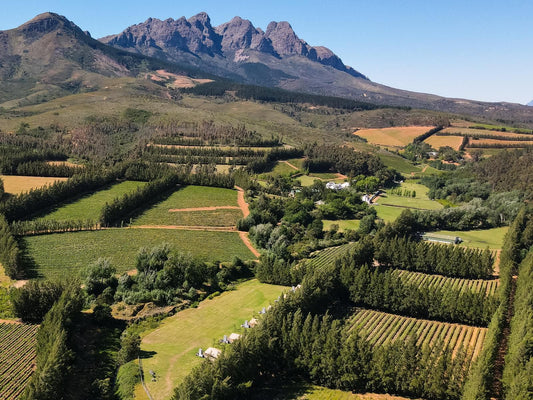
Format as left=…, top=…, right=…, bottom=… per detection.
left=138, top=279, right=285, bottom=400
left=322, top=219, right=360, bottom=232
left=297, top=175, right=322, bottom=187
left=37, top=180, right=147, bottom=221
left=377, top=182, right=442, bottom=210
left=377, top=152, right=421, bottom=174
left=132, top=186, right=240, bottom=226
left=431, top=227, right=508, bottom=250
left=374, top=204, right=405, bottom=222
left=22, top=229, right=254, bottom=279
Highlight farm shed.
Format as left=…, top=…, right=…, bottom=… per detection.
left=422, top=233, right=462, bottom=245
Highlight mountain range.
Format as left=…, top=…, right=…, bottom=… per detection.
left=528, top=100, right=533, bottom=106
left=1, top=12, right=532, bottom=123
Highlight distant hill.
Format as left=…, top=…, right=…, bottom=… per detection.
left=1, top=12, right=533, bottom=126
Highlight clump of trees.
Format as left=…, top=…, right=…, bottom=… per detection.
left=10, top=280, right=65, bottom=323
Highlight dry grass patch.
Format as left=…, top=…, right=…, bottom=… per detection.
left=425, top=135, right=464, bottom=150
left=354, top=126, right=434, bottom=148
left=0, top=175, right=68, bottom=195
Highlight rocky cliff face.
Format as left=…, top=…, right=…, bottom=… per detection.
left=101, top=12, right=367, bottom=79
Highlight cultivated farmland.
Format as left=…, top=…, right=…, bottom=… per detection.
left=424, top=134, right=464, bottom=150
left=354, top=126, right=434, bottom=148
left=303, top=242, right=357, bottom=269
left=136, top=279, right=285, bottom=400
left=22, top=229, right=255, bottom=279
left=394, top=270, right=499, bottom=295
left=348, top=309, right=486, bottom=362
left=0, top=322, right=38, bottom=399
left=0, top=175, right=68, bottom=195
left=132, top=185, right=241, bottom=227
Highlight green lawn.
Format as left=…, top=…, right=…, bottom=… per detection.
left=138, top=279, right=285, bottom=400
left=322, top=219, right=360, bottom=232
left=37, top=180, right=147, bottom=221
left=22, top=229, right=254, bottom=279
left=374, top=204, right=405, bottom=223
left=297, top=175, right=322, bottom=187
left=431, top=227, right=509, bottom=250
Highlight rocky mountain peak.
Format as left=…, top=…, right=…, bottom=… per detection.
left=265, top=21, right=309, bottom=56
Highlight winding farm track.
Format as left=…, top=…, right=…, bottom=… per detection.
left=280, top=160, right=300, bottom=171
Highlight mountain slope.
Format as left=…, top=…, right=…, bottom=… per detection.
left=528, top=100, right=533, bottom=106
left=0, top=12, right=213, bottom=105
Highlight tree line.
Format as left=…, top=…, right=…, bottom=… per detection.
left=374, top=236, right=494, bottom=279
left=0, top=214, right=22, bottom=278
left=15, top=161, right=83, bottom=177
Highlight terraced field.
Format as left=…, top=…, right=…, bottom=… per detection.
left=394, top=270, right=499, bottom=295
left=0, top=322, right=38, bottom=399
left=348, top=309, right=486, bottom=361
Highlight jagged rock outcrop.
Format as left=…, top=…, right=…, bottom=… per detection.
left=101, top=12, right=367, bottom=78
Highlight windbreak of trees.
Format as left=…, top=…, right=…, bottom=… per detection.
left=100, top=174, right=179, bottom=226
left=0, top=170, right=120, bottom=222
left=374, top=236, right=494, bottom=279
left=460, top=207, right=532, bottom=400
left=10, top=219, right=100, bottom=236
left=413, top=125, right=444, bottom=143
left=15, top=161, right=82, bottom=177
left=0, top=144, right=67, bottom=174
left=22, top=285, right=83, bottom=400
left=153, top=121, right=283, bottom=147
left=0, top=214, right=22, bottom=278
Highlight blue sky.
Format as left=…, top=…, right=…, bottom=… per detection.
left=2, top=0, right=532, bottom=104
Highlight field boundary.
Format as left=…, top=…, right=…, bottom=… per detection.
left=168, top=206, right=240, bottom=212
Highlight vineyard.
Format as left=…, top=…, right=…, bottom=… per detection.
left=303, top=242, right=357, bottom=268
left=394, top=269, right=499, bottom=295
left=0, top=322, right=38, bottom=399
left=348, top=309, right=486, bottom=362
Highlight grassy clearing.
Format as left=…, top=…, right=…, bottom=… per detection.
left=37, top=180, right=146, bottom=221
left=374, top=205, right=405, bottom=223
left=22, top=229, right=254, bottom=279
left=0, top=175, right=68, bottom=195
left=354, top=126, right=434, bottom=148
left=430, top=227, right=508, bottom=250
left=323, top=219, right=360, bottom=232
left=138, top=279, right=285, bottom=400
left=309, top=172, right=341, bottom=180
left=297, top=175, right=322, bottom=187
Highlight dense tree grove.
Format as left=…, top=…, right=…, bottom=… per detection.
left=22, top=285, right=83, bottom=400
left=0, top=214, right=22, bottom=278
left=374, top=236, right=494, bottom=279
left=114, top=245, right=253, bottom=305
left=10, top=280, right=64, bottom=323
